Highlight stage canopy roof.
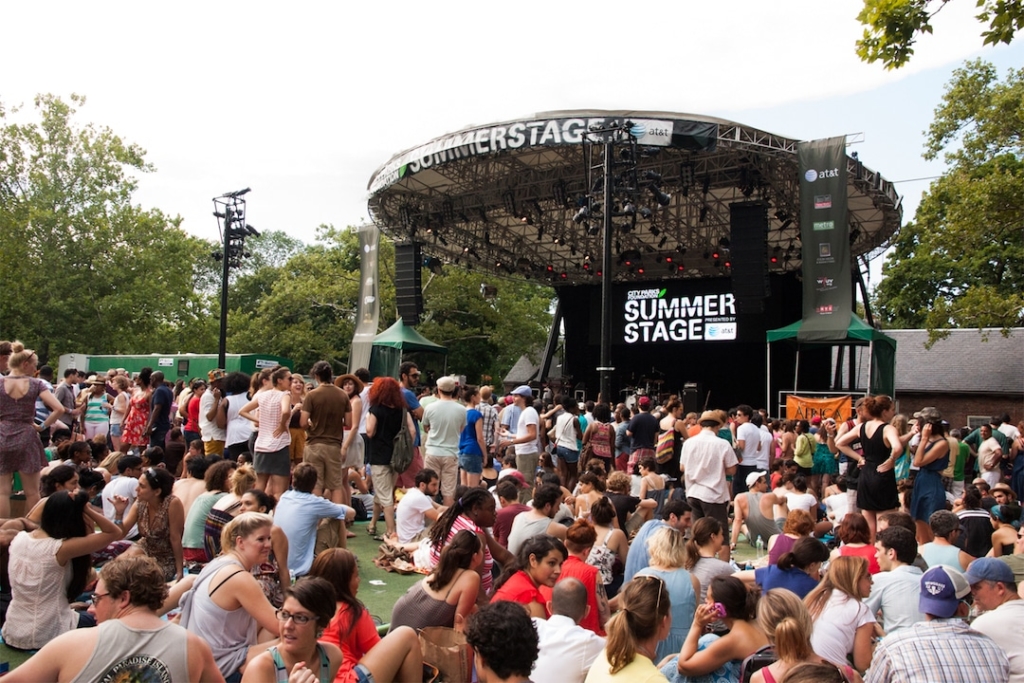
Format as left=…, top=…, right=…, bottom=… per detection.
left=367, top=110, right=902, bottom=286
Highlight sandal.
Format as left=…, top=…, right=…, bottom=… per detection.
left=367, top=525, right=378, bottom=537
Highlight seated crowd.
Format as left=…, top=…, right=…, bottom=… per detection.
left=1, top=345, right=1022, bottom=683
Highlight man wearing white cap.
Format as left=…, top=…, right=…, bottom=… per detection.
left=729, top=470, right=787, bottom=552
left=967, top=557, right=1024, bottom=682
left=499, top=385, right=540, bottom=482
left=421, top=376, right=465, bottom=507
left=867, top=565, right=1009, bottom=683
left=679, top=410, right=738, bottom=561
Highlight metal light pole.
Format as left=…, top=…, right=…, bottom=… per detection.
left=212, top=188, right=257, bottom=369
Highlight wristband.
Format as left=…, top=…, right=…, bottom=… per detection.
left=114, top=519, right=122, bottom=524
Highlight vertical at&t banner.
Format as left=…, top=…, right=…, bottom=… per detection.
left=797, top=136, right=852, bottom=341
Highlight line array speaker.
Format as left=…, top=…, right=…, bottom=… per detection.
left=394, top=242, right=423, bottom=326
left=730, top=201, right=770, bottom=314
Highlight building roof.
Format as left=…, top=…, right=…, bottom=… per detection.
left=847, top=328, right=1023, bottom=395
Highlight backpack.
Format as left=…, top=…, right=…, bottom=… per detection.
left=391, top=406, right=415, bottom=473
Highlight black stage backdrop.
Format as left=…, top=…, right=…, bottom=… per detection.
left=557, top=273, right=830, bottom=412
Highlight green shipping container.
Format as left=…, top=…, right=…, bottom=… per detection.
left=57, top=353, right=293, bottom=382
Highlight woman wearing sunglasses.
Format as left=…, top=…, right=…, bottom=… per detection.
left=242, top=577, right=341, bottom=683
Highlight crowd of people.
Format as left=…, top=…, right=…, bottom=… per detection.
left=1, top=337, right=1023, bottom=682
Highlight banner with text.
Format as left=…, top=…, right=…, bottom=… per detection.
left=785, top=395, right=852, bottom=422
left=797, top=136, right=852, bottom=341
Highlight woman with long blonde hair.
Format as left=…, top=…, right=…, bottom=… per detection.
left=805, top=556, right=876, bottom=675
left=751, top=588, right=863, bottom=683
left=586, top=575, right=671, bottom=681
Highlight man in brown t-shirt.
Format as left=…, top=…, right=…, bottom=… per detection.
left=301, top=361, right=351, bottom=505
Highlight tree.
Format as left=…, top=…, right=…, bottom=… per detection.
left=227, top=226, right=394, bottom=373
left=415, top=269, right=554, bottom=384
left=875, top=60, right=1024, bottom=339
left=856, top=0, right=1024, bottom=69
left=0, top=94, right=219, bottom=361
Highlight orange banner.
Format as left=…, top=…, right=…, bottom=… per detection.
left=785, top=395, right=852, bottom=422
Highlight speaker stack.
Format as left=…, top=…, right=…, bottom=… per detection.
left=729, top=202, right=771, bottom=314
left=394, top=242, right=424, bottom=326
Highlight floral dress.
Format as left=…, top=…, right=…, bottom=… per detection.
left=138, top=494, right=178, bottom=581
left=121, top=389, right=152, bottom=447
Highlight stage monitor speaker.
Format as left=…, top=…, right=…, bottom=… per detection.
left=394, top=242, right=423, bottom=326
left=730, top=201, right=770, bottom=313
left=681, top=382, right=702, bottom=415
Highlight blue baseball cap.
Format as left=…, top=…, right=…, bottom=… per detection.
left=965, top=557, right=1015, bottom=585
left=919, top=565, right=971, bottom=618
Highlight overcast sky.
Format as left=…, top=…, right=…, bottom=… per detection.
left=5, top=1, right=1021, bottom=286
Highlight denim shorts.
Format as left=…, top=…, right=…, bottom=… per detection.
left=109, top=423, right=123, bottom=437
left=355, top=663, right=375, bottom=683
left=555, top=445, right=580, bottom=464
left=458, top=451, right=483, bottom=474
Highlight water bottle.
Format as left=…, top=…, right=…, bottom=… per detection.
left=756, top=535, right=765, bottom=560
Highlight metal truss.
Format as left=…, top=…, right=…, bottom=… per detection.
left=367, top=114, right=902, bottom=287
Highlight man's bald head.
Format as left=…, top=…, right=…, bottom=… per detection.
left=550, top=578, right=588, bottom=623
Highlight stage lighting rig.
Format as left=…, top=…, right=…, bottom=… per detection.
left=212, top=187, right=256, bottom=368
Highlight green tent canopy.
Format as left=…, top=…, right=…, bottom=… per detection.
left=369, top=320, right=447, bottom=379
left=766, top=314, right=896, bottom=399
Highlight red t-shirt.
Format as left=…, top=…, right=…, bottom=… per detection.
left=185, top=395, right=202, bottom=433
left=491, top=570, right=548, bottom=617
left=319, top=601, right=380, bottom=683
left=840, top=543, right=881, bottom=574
left=555, top=556, right=605, bottom=636
left=494, top=503, right=530, bottom=548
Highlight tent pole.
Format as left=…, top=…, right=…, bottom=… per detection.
left=868, top=341, right=874, bottom=395
left=766, top=343, right=772, bottom=418
left=793, top=344, right=800, bottom=396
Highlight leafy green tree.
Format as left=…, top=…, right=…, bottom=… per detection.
left=227, top=226, right=395, bottom=373
left=0, top=94, right=219, bottom=362
left=875, top=60, right=1024, bottom=339
left=856, top=0, right=1024, bottom=68
left=416, top=268, right=554, bottom=384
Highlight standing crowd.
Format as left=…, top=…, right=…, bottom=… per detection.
left=0, top=338, right=1022, bottom=683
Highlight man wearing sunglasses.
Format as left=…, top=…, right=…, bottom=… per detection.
left=6, top=555, right=222, bottom=683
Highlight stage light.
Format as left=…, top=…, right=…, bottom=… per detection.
left=560, top=272, right=568, bottom=279
left=780, top=219, right=794, bottom=231
left=644, top=171, right=663, bottom=183
left=771, top=246, right=782, bottom=263
left=639, top=207, right=653, bottom=220
left=712, top=250, right=720, bottom=260
left=849, top=228, right=861, bottom=244
left=516, top=257, right=533, bottom=272
left=621, top=249, right=642, bottom=266
left=703, top=250, right=710, bottom=260
left=484, top=230, right=491, bottom=244
left=718, top=237, right=730, bottom=248
left=658, top=236, right=668, bottom=248
left=437, top=233, right=448, bottom=246
left=538, top=227, right=544, bottom=240
left=714, top=259, right=721, bottom=267
left=665, top=255, right=673, bottom=263
left=702, top=175, right=711, bottom=194
left=699, top=206, right=708, bottom=222
left=676, top=246, right=686, bottom=255
left=596, top=270, right=602, bottom=276
left=546, top=264, right=554, bottom=272
left=622, top=202, right=636, bottom=216
left=637, top=266, right=645, bottom=275
left=586, top=223, right=599, bottom=236
left=724, top=260, right=731, bottom=268
left=573, top=206, right=590, bottom=224
left=650, top=187, right=671, bottom=207
left=650, top=226, right=661, bottom=237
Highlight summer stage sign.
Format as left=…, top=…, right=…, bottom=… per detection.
left=621, top=287, right=737, bottom=344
